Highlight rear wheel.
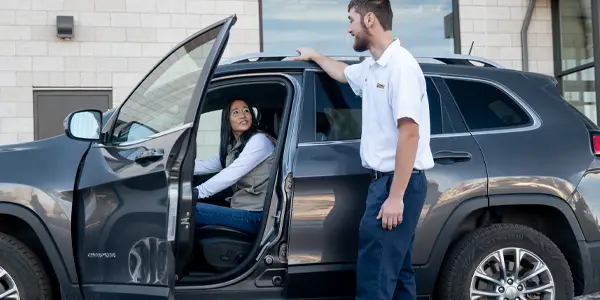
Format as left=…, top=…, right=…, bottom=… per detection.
left=435, top=223, right=573, bottom=300
left=0, top=232, right=53, bottom=299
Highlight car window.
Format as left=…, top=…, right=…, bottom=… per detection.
left=196, top=110, right=222, bottom=160
left=314, top=73, right=443, bottom=142
left=444, top=78, right=532, bottom=131
left=109, top=27, right=221, bottom=144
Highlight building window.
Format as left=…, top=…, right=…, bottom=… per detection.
left=558, top=0, right=594, bottom=70
left=260, top=0, right=458, bottom=56
left=562, top=67, right=597, bottom=123
left=552, top=0, right=598, bottom=124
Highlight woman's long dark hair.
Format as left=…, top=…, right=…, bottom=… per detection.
left=218, top=99, right=260, bottom=168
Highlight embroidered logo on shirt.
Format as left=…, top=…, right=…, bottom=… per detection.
left=376, top=83, right=385, bottom=89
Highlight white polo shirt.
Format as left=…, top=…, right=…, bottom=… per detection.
left=343, top=39, right=434, bottom=172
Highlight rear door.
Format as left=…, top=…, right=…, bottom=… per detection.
left=285, top=70, right=488, bottom=298
left=73, top=15, right=236, bottom=300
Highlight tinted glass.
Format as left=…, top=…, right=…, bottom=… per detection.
left=314, top=72, right=442, bottom=142
left=444, top=78, right=532, bottom=131
left=110, top=26, right=221, bottom=144
left=261, top=0, right=455, bottom=56
left=559, top=0, right=593, bottom=70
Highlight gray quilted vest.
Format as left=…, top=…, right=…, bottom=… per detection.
left=225, top=133, right=276, bottom=212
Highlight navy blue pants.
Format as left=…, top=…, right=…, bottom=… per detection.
left=356, top=171, right=428, bottom=300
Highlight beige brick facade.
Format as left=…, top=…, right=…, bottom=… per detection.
left=0, top=0, right=259, bottom=145
left=0, top=0, right=567, bottom=146
left=459, top=0, right=554, bottom=75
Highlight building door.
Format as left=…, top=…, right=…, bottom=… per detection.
left=33, top=90, right=112, bottom=140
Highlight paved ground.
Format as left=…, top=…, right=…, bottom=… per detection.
left=576, top=292, right=600, bottom=299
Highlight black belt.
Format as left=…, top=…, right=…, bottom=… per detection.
left=373, top=169, right=424, bottom=180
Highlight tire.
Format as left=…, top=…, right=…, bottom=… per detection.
left=0, top=232, right=53, bottom=299
left=435, top=223, right=573, bottom=300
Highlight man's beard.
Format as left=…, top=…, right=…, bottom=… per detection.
left=352, top=33, right=369, bottom=52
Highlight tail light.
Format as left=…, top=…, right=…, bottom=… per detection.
left=593, top=134, right=600, bottom=155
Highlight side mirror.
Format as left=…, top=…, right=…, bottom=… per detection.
left=64, top=109, right=102, bottom=141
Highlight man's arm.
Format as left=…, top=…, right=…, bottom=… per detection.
left=294, top=47, right=368, bottom=96
left=311, top=53, right=348, bottom=83
left=389, top=120, right=419, bottom=198
left=388, top=63, right=425, bottom=199
left=294, top=48, right=348, bottom=83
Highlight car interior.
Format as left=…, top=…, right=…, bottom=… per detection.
left=179, top=77, right=291, bottom=283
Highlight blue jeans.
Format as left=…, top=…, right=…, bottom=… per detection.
left=356, top=171, right=428, bottom=300
left=195, top=202, right=263, bottom=235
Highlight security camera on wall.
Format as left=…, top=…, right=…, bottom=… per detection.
left=56, top=15, right=75, bottom=40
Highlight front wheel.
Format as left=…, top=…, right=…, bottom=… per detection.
left=435, top=223, right=573, bottom=300
left=0, top=232, right=53, bottom=300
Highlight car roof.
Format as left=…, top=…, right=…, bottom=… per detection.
left=213, top=59, right=553, bottom=83
left=101, top=53, right=554, bottom=120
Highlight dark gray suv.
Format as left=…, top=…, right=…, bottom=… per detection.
left=0, top=15, right=598, bottom=300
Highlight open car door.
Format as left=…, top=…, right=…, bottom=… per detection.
left=71, top=15, right=236, bottom=300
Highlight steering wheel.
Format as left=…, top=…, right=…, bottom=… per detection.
left=192, top=173, right=234, bottom=206
left=193, top=173, right=214, bottom=187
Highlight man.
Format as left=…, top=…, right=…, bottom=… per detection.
left=293, top=0, right=434, bottom=299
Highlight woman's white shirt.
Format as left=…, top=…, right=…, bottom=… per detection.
left=193, top=133, right=275, bottom=199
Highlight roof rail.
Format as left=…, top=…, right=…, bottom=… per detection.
left=219, top=52, right=504, bottom=68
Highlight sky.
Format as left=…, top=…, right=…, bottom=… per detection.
left=261, top=0, right=455, bottom=57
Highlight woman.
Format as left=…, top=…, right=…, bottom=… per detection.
left=193, top=99, right=276, bottom=235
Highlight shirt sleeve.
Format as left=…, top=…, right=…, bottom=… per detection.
left=343, top=60, right=369, bottom=97
left=193, top=155, right=222, bottom=175
left=195, top=133, right=275, bottom=199
left=389, top=62, right=425, bottom=126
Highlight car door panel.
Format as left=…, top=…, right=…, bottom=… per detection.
left=286, top=72, right=488, bottom=298
left=73, top=15, right=237, bottom=299
left=75, top=125, right=191, bottom=290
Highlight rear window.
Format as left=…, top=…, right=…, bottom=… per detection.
left=444, top=78, right=532, bottom=131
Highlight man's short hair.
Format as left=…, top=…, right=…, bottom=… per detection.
left=348, top=0, right=393, bottom=31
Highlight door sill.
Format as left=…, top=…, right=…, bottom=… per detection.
left=173, top=286, right=283, bottom=300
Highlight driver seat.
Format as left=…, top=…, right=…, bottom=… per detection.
left=195, top=110, right=278, bottom=273
left=196, top=225, right=254, bottom=273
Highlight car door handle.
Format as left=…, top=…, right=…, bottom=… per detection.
left=433, top=151, right=472, bottom=165
left=134, top=148, right=164, bottom=163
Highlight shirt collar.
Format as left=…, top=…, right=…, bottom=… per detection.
left=372, top=39, right=399, bottom=67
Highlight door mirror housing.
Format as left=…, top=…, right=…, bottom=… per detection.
left=64, top=109, right=102, bottom=141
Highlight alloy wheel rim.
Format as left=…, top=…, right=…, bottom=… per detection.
left=0, top=266, right=19, bottom=299
left=469, top=247, right=555, bottom=300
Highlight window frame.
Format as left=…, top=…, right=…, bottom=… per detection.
left=550, top=0, right=600, bottom=124
left=439, top=75, right=542, bottom=135
left=192, top=75, right=290, bottom=160
left=299, top=69, right=456, bottom=144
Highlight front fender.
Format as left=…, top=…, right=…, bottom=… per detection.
left=0, top=134, right=92, bottom=283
